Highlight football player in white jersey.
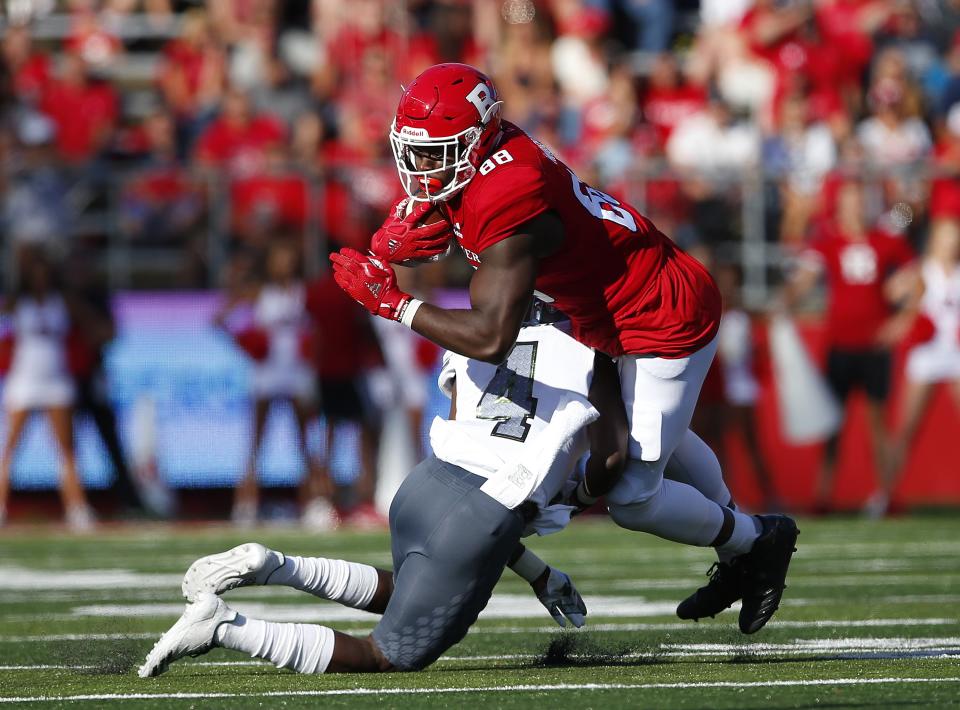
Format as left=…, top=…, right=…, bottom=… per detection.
left=139, top=309, right=629, bottom=678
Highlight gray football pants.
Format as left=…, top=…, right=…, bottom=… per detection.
left=371, top=455, right=524, bottom=670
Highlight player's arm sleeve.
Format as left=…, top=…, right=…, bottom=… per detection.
left=470, top=166, right=551, bottom=253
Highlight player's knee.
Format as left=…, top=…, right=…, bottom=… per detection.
left=369, top=632, right=445, bottom=672
left=606, top=459, right=663, bottom=507
left=365, top=635, right=398, bottom=672
left=609, top=499, right=650, bottom=531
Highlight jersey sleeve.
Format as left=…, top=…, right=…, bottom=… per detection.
left=470, top=165, right=551, bottom=253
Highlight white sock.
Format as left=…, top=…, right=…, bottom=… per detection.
left=265, top=556, right=379, bottom=610
left=215, top=613, right=335, bottom=674
left=608, top=479, right=726, bottom=546
left=716, top=511, right=762, bottom=560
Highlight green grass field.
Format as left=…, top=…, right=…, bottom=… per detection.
left=1, top=515, right=958, bottom=708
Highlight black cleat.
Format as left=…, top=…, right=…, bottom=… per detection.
left=676, top=560, right=745, bottom=621
left=737, top=514, right=799, bottom=634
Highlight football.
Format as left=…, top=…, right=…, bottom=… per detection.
left=404, top=199, right=453, bottom=262
left=404, top=198, right=447, bottom=228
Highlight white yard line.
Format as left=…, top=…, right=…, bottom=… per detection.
left=4, top=637, right=959, bottom=672
left=0, top=618, right=955, bottom=643
left=1, top=677, right=960, bottom=703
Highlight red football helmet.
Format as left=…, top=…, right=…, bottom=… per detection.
left=390, top=63, right=503, bottom=203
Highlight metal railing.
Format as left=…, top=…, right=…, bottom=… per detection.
left=1, top=158, right=943, bottom=305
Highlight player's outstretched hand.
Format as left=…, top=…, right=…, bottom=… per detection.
left=370, top=198, right=452, bottom=264
left=534, top=567, right=587, bottom=628
left=329, top=248, right=412, bottom=321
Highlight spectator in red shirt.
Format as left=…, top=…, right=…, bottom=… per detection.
left=39, top=53, right=118, bottom=164
left=406, top=1, right=486, bottom=79
left=815, top=0, right=894, bottom=95
left=63, top=9, right=123, bottom=69
left=642, top=53, right=708, bottom=152
left=3, top=25, right=51, bottom=107
left=325, top=0, right=406, bottom=87
left=229, top=143, right=308, bottom=249
left=930, top=103, right=960, bottom=220
left=784, top=180, right=916, bottom=514
left=120, top=110, right=204, bottom=258
left=194, top=88, right=285, bottom=178
left=156, top=9, right=226, bottom=141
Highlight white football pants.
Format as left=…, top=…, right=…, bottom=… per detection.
left=607, top=337, right=753, bottom=552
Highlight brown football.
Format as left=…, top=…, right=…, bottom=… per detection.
left=405, top=199, right=448, bottom=227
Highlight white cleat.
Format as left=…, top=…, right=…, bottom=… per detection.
left=138, top=593, right=235, bottom=678
left=182, top=542, right=284, bottom=602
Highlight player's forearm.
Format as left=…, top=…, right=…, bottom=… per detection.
left=582, top=450, right=628, bottom=499
left=409, top=302, right=520, bottom=364
left=581, top=352, right=629, bottom=499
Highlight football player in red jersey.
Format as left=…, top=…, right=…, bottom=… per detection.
left=331, top=63, right=798, bottom=634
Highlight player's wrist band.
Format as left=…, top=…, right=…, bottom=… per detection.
left=510, top=547, right=548, bottom=584
left=398, top=297, right=423, bottom=328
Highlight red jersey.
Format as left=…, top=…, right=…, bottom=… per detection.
left=195, top=115, right=285, bottom=176
left=40, top=79, right=118, bottom=162
left=930, top=140, right=960, bottom=220
left=305, top=276, right=383, bottom=378
left=643, top=84, right=707, bottom=148
left=802, top=229, right=914, bottom=349
left=442, top=122, right=721, bottom=357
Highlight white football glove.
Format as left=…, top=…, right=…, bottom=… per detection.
left=536, top=567, right=587, bottom=628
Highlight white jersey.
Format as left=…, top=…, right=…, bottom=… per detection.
left=3, top=294, right=75, bottom=410
left=430, top=324, right=598, bottom=534
left=251, top=283, right=314, bottom=399
left=906, top=259, right=960, bottom=383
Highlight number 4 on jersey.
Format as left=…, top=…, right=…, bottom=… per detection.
left=476, top=342, right=538, bottom=442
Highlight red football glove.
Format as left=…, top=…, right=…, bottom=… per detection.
left=369, top=198, right=452, bottom=264
left=329, top=248, right=413, bottom=321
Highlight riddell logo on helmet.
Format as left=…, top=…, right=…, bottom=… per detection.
left=400, top=126, right=429, bottom=138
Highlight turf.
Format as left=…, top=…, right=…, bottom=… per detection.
left=1, top=515, right=959, bottom=708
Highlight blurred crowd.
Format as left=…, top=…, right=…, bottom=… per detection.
left=3, top=0, right=960, bottom=266
left=1, top=0, right=959, bottom=523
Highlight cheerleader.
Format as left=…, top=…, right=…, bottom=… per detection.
left=877, top=218, right=960, bottom=515
left=0, top=253, right=94, bottom=529
left=215, top=243, right=332, bottom=528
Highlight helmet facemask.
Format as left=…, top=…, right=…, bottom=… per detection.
left=390, top=101, right=502, bottom=203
